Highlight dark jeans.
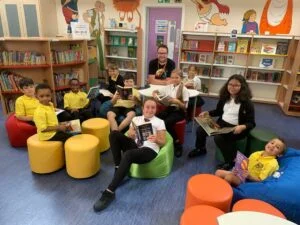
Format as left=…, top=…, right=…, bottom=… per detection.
left=66, top=108, right=93, bottom=123
left=48, top=131, right=73, bottom=143
left=108, top=131, right=157, bottom=192
left=195, top=119, right=248, bottom=163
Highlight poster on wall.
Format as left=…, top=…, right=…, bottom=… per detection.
left=156, top=36, right=164, bottom=46
left=155, top=20, right=168, bottom=33
left=71, top=22, right=91, bottom=39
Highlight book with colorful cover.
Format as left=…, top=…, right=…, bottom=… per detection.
left=87, top=85, right=100, bottom=99
left=259, top=58, right=275, bottom=68
left=232, top=151, right=249, bottom=183
left=116, top=85, right=132, bottom=100
left=132, top=121, right=153, bottom=143
left=261, top=43, right=277, bottom=55
left=236, top=39, right=249, bottom=53
left=228, top=42, right=237, bottom=52
left=276, top=42, right=289, bottom=55
left=64, top=119, right=81, bottom=134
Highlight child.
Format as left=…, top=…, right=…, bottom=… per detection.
left=183, top=65, right=205, bottom=119
left=64, top=78, right=93, bottom=122
left=93, top=98, right=166, bottom=212
left=15, top=78, right=39, bottom=125
left=153, top=68, right=189, bottom=157
left=34, top=83, right=72, bottom=143
left=107, top=73, right=141, bottom=132
left=215, top=138, right=286, bottom=186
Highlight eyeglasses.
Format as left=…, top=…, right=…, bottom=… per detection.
left=228, top=83, right=241, bottom=88
left=158, top=52, right=167, bottom=55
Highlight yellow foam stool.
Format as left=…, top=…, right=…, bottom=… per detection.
left=82, top=118, right=110, bottom=153
left=27, top=134, right=65, bottom=174
left=65, top=134, right=100, bottom=179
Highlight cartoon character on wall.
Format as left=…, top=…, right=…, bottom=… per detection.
left=241, top=9, right=259, bottom=34
left=112, top=0, right=141, bottom=29
left=83, top=1, right=105, bottom=38
left=260, top=0, right=293, bottom=34
left=61, top=0, right=79, bottom=34
left=191, top=0, right=230, bottom=26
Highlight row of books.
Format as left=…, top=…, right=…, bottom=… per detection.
left=54, top=72, right=82, bottom=87
left=182, top=39, right=215, bottom=52
left=246, top=71, right=282, bottom=83
left=217, top=40, right=249, bottom=53
left=108, top=36, right=137, bottom=47
left=214, top=55, right=235, bottom=65
left=109, top=47, right=136, bottom=58
left=0, top=51, right=46, bottom=66
left=0, top=71, right=23, bottom=92
left=182, top=66, right=211, bottom=76
left=181, top=52, right=209, bottom=63
left=51, top=49, right=83, bottom=64
left=4, top=97, right=17, bottom=113
left=108, top=59, right=137, bottom=70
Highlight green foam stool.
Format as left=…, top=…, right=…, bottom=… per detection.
left=215, top=137, right=248, bottom=162
left=247, top=128, right=278, bottom=155
left=129, top=132, right=174, bottom=179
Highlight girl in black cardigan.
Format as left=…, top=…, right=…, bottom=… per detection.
left=188, top=74, right=255, bottom=170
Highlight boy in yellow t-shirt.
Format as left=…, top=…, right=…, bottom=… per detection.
left=33, top=83, right=72, bottom=143
left=15, top=78, right=39, bottom=125
left=64, top=78, right=93, bottom=122
left=215, top=138, right=286, bottom=186
left=107, top=73, right=141, bottom=132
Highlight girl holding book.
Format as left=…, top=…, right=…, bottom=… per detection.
left=152, top=69, right=189, bottom=158
left=188, top=74, right=255, bottom=171
left=93, top=98, right=166, bottom=212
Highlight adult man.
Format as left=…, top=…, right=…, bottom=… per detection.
left=148, top=44, right=176, bottom=85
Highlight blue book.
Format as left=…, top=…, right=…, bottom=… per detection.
left=228, top=42, right=236, bottom=52
left=259, top=58, right=275, bottom=68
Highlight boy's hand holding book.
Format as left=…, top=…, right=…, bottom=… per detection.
left=147, top=134, right=157, bottom=143
left=57, top=123, right=69, bottom=132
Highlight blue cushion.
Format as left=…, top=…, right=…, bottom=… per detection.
left=233, top=148, right=300, bottom=224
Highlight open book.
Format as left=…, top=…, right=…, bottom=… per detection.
left=99, top=89, right=113, bottom=97
left=64, top=119, right=81, bottom=134
left=132, top=121, right=153, bottom=144
left=232, top=151, right=249, bottom=183
left=55, top=108, right=65, bottom=116
left=194, top=116, right=235, bottom=136
left=87, top=86, right=100, bottom=99
left=155, top=93, right=172, bottom=106
left=117, top=85, right=132, bottom=100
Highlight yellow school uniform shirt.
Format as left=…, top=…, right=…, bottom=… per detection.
left=247, top=151, right=279, bottom=181
left=114, top=88, right=140, bottom=108
left=33, top=102, right=58, bottom=141
left=15, top=95, right=39, bottom=117
left=64, top=91, right=89, bottom=109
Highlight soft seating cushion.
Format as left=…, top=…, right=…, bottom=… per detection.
left=5, top=114, right=37, bottom=148
left=233, top=148, right=300, bottom=224
left=129, top=132, right=174, bottom=179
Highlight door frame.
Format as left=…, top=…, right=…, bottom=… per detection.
left=142, top=4, right=185, bottom=86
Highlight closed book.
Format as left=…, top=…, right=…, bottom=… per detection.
left=117, top=85, right=132, bottom=100
left=259, top=58, right=275, bottom=68
left=276, top=42, right=289, bottom=55
left=261, top=43, right=277, bottom=54
left=132, top=121, right=153, bottom=143
left=232, top=151, right=249, bottom=183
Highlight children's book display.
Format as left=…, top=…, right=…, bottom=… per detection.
left=117, top=85, right=132, bottom=100
left=261, top=43, right=277, bottom=55
left=194, top=114, right=235, bottom=136
left=232, top=151, right=249, bottom=183
left=132, top=121, right=153, bottom=144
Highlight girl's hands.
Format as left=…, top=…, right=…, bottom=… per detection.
left=198, top=111, right=209, bottom=118
left=233, top=125, right=246, bottom=134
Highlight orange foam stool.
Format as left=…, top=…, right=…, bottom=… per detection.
left=185, top=174, right=233, bottom=212
left=180, top=205, right=224, bottom=225
left=82, top=118, right=110, bottom=153
left=232, top=199, right=286, bottom=219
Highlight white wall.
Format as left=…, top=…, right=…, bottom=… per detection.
left=53, top=0, right=300, bottom=36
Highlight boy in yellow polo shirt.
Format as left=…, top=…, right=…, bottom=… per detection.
left=64, top=78, right=93, bottom=122
left=215, top=138, right=286, bottom=186
left=15, top=78, right=39, bottom=125
left=107, top=73, right=141, bottom=132
left=33, top=83, right=72, bottom=143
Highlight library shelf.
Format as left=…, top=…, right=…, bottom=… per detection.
left=0, top=64, right=51, bottom=69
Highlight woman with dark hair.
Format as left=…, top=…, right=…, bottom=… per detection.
left=188, top=74, right=256, bottom=170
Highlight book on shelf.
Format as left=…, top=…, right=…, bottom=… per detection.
left=236, top=39, right=249, bottom=53
left=217, top=41, right=226, bottom=52
left=128, top=47, right=136, bottom=58
left=127, top=37, right=134, bottom=46
left=117, top=85, right=132, bottom=100
left=198, top=40, right=214, bottom=52
left=63, top=119, right=81, bottom=134
left=120, top=37, right=126, bottom=46
left=155, top=93, right=172, bottom=106
left=0, top=71, right=23, bottom=91
left=199, top=54, right=208, bottom=63
left=227, top=42, right=237, bottom=52
left=276, top=42, right=289, bottom=55
left=113, top=36, right=120, bottom=45
left=87, top=85, right=100, bottom=99
left=132, top=121, right=153, bottom=143
left=250, top=42, right=262, bottom=54
left=261, top=43, right=277, bottom=54
left=226, top=55, right=234, bottom=65
left=212, top=68, right=224, bottom=77
left=194, top=115, right=235, bottom=136
left=259, top=58, right=275, bottom=68
left=232, top=151, right=249, bottom=183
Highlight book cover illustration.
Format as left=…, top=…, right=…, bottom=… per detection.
left=227, top=42, right=236, bottom=52
left=259, top=58, right=275, bottom=68
left=199, top=54, right=208, bottom=63
left=250, top=42, right=262, bottom=54
left=232, top=151, right=249, bottom=183
left=194, top=114, right=235, bottom=136
left=226, top=55, right=234, bottom=65
left=276, top=42, right=289, bottom=55
left=236, top=39, right=249, bottom=53
left=87, top=86, right=100, bottom=99
left=64, top=119, right=81, bottom=134
left=117, top=85, right=132, bottom=100
left=132, top=121, right=153, bottom=143
left=261, top=43, right=277, bottom=54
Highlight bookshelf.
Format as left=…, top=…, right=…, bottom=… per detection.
left=180, top=32, right=293, bottom=105
left=0, top=38, right=90, bottom=115
left=103, top=28, right=142, bottom=86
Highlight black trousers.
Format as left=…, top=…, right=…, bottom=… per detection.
left=195, top=119, right=248, bottom=164
left=48, top=131, right=73, bottom=143
left=108, top=131, right=157, bottom=192
left=157, top=106, right=185, bottom=143
left=65, top=108, right=93, bottom=123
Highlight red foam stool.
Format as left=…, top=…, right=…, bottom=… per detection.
left=185, top=174, right=233, bottom=212
left=232, top=199, right=286, bottom=219
left=5, top=114, right=37, bottom=148
left=174, top=119, right=186, bottom=145
left=180, top=205, right=224, bottom=225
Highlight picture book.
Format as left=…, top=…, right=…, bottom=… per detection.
left=87, top=85, right=100, bottom=99
left=199, top=54, right=208, bottom=63
left=232, top=151, right=249, bottom=183
left=155, top=93, right=172, bottom=106
left=194, top=115, right=235, bottom=136
left=276, top=42, right=289, bottom=55
left=250, top=42, right=262, bottom=54
left=261, top=43, right=277, bottom=54
left=64, top=119, right=81, bottom=134
left=259, top=58, right=275, bottom=68
left=236, top=39, right=249, bottom=53
left=226, top=55, right=234, bottom=65
left=217, top=41, right=226, bottom=52
left=227, top=42, right=237, bottom=52
left=117, top=85, right=133, bottom=100
left=132, top=121, right=153, bottom=143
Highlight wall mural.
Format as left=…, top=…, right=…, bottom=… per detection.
left=61, top=0, right=79, bottom=33
left=112, top=0, right=141, bottom=29
left=241, top=9, right=259, bottom=34
left=191, top=0, right=230, bottom=26
left=260, top=0, right=293, bottom=34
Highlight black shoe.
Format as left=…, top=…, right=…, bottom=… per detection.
left=93, top=190, right=115, bottom=212
left=216, top=162, right=234, bottom=171
left=188, top=148, right=207, bottom=158
left=174, top=144, right=183, bottom=158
